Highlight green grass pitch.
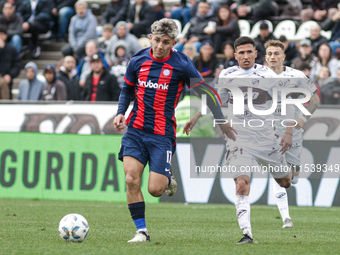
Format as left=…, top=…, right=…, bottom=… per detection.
left=0, top=198, right=339, bottom=255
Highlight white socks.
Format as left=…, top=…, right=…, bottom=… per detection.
left=235, top=195, right=252, bottom=238
left=273, top=180, right=290, bottom=221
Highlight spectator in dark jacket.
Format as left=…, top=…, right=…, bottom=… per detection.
left=321, top=68, right=340, bottom=104
left=322, top=7, right=340, bottom=56
left=193, top=40, right=218, bottom=80
left=307, top=24, right=328, bottom=55
left=175, top=1, right=216, bottom=52
left=17, top=0, right=53, bottom=58
left=0, top=0, right=23, bottom=10
left=82, top=54, right=121, bottom=101
left=233, top=0, right=275, bottom=22
left=301, top=0, right=338, bottom=23
left=254, top=22, right=276, bottom=64
left=41, top=64, right=67, bottom=100
left=291, top=39, right=318, bottom=71
left=0, top=2, right=23, bottom=53
left=279, top=35, right=298, bottom=67
left=57, top=55, right=80, bottom=100
left=204, top=5, right=239, bottom=53
left=77, top=40, right=109, bottom=87
left=101, top=0, right=129, bottom=27
left=126, top=0, right=155, bottom=38
left=0, top=25, right=20, bottom=99
left=51, top=0, right=77, bottom=41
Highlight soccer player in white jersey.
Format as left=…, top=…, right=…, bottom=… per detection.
left=185, top=36, right=295, bottom=244
left=265, top=40, right=320, bottom=228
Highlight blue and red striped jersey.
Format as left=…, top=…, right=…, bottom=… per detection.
left=118, top=47, right=223, bottom=138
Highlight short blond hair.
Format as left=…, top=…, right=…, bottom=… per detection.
left=151, top=18, right=178, bottom=40
left=264, top=40, right=285, bottom=51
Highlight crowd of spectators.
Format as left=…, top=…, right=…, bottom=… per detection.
left=0, top=0, right=339, bottom=105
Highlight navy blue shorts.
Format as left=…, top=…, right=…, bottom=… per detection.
left=119, top=128, right=175, bottom=180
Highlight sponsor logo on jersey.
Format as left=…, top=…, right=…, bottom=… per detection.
left=138, top=78, right=169, bottom=90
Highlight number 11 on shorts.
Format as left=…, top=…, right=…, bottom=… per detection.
left=167, top=150, right=172, bottom=164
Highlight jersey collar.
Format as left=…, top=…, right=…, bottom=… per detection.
left=149, top=48, right=172, bottom=62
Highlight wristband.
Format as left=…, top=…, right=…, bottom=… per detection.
left=285, top=133, right=293, bottom=136
left=300, top=116, right=308, bottom=123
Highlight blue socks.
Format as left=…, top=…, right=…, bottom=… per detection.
left=128, top=201, right=146, bottom=230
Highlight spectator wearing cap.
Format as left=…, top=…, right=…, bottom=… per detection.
left=77, top=40, right=109, bottom=88
left=291, top=39, right=318, bottom=72
left=82, top=54, right=121, bottom=101
left=175, top=1, right=216, bottom=52
left=254, top=22, right=276, bottom=64
left=322, top=5, right=340, bottom=56
left=193, top=39, right=218, bottom=81
left=0, top=25, right=21, bottom=99
left=126, top=0, right=155, bottom=38
left=41, top=64, right=67, bottom=100
left=57, top=55, right=80, bottom=100
left=0, top=2, right=23, bottom=53
left=232, top=0, right=275, bottom=22
left=307, top=24, right=328, bottom=55
left=101, top=0, right=129, bottom=27
left=17, top=61, right=44, bottom=100
left=310, top=43, right=339, bottom=80
left=279, top=35, right=298, bottom=67
left=51, top=0, right=77, bottom=41
left=61, top=1, right=97, bottom=59
left=17, top=0, right=53, bottom=58
left=203, top=5, right=239, bottom=54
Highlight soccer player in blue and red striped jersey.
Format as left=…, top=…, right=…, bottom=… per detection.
left=113, top=18, right=236, bottom=243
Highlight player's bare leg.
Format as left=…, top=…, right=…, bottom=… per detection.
left=148, top=171, right=169, bottom=197
left=291, top=164, right=300, bottom=184
left=274, top=171, right=292, bottom=189
left=234, top=176, right=253, bottom=244
left=124, top=156, right=150, bottom=243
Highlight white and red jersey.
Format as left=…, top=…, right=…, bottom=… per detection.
left=274, top=66, right=317, bottom=146
left=218, top=64, right=282, bottom=148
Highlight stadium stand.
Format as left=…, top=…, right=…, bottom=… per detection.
left=8, top=0, right=340, bottom=101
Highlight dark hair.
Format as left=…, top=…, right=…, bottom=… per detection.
left=196, top=49, right=216, bottom=75
left=221, top=40, right=234, bottom=53
left=317, top=43, right=333, bottom=66
left=234, top=36, right=255, bottom=50
left=0, top=25, right=7, bottom=34
left=216, top=5, right=238, bottom=27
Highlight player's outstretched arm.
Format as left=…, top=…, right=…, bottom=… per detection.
left=183, top=111, right=202, bottom=135
left=295, top=93, right=320, bottom=129
left=113, top=114, right=126, bottom=131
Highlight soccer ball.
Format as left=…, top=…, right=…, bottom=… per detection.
left=58, top=213, right=89, bottom=242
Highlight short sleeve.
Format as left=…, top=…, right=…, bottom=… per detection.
left=181, top=56, right=203, bottom=87
left=123, top=57, right=137, bottom=85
